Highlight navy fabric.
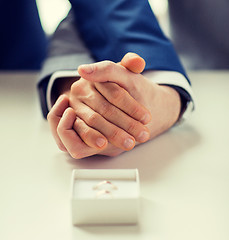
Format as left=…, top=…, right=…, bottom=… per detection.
left=70, top=0, right=189, bottom=83
left=0, top=0, right=47, bottom=70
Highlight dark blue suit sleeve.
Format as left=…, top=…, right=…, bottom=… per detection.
left=70, top=0, right=189, bottom=83
left=0, top=0, right=47, bottom=70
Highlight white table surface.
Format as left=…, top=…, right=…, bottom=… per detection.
left=0, top=71, right=229, bottom=240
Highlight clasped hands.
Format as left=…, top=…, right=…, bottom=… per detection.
left=47, top=53, right=181, bottom=159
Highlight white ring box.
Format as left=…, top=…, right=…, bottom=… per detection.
left=71, top=169, right=140, bottom=226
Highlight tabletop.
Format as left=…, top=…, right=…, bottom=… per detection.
left=0, top=71, right=229, bottom=240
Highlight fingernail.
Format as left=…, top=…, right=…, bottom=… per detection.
left=80, top=64, right=94, bottom=74
left=96, top=137, right=107, bottom=148
left=141, top=113, right=151, bottom=124
left=123, top=138, right=135, bottom=150
left=138, top=131, right=150, bottom=142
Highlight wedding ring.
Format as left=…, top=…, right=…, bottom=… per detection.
left=92, top=180, right=118, bottom=190
left=95, top=189, right=113, bottom=198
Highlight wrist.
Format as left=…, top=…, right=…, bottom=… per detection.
left=147, top=84, right=181, bottom=139
left=159, top=85, right=181, bottom=125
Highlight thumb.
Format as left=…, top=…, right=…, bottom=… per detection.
left=119, top=52, right=146, bottom=74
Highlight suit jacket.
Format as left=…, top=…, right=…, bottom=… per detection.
left=0, top=0, right=47, bottom=70
left=168, top=0, right=229, bottom=69
left=38, top=0, right=190, bottom=118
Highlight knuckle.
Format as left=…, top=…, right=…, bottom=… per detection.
left=57, top=142, right=66, bottom=152
left=131, top=81, right=138, bottom=92
left=80, top=127, right=92, bottom=140
left=129, top=105, right=140, bottom=117
left=100, top=101, right=114, bottom=118
left=70, top=80, right=79, bottom=92
left=87, top=112, right=100, bottom=126
left=47, top=111, right=53, bottom=122
left=102, top=60, right=114, bottom=73
left=107, top=151, right=122, bottom=157
left=57, top=124, right=64, bottom=135
left=70, top=151, right=82, bottom=160
left=108, top=128, right=120, bottom=142
left=126, top=121, right=139, bottom=134
left=110, top=86, right=125, bottom=102
left=70, top=79, right=86, bottom=95
left=86, top=91, right=96, bottom=102
left=130, top=75, right=139, bottom=91
left=56, top=127, right=61, bottom=136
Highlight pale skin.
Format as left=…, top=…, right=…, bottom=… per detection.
left=47, top=53, right=181, bottom=159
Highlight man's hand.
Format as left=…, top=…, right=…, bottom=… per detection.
left=48, top=52, right=181, bottom=159
left=47, top=53, right=152, bottom=158
left=78, top=53, right=181, bottom=139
